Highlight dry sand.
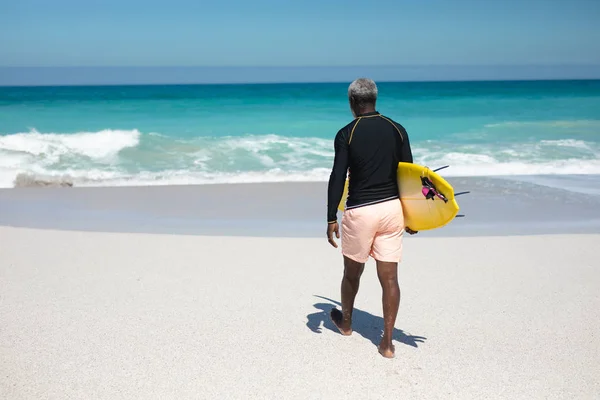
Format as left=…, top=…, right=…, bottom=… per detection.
left=1, top=227, right=599, bottom=399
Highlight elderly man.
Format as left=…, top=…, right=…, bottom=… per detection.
left=326, top=78, right=415, bottom=358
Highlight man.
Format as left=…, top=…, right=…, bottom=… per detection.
left=326, top=78, right=416, bottom=359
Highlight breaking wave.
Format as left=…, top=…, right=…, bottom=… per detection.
left=1, top=128, right=599, bottom=188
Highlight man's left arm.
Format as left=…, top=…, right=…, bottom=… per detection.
left=327, top=129, right=349, bottom=223
left=326, top=130, right=349, bottom=247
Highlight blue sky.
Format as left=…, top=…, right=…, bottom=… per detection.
left=2, top=0, right=600, bottom=67
left=1, top=0, right=599, bottom=84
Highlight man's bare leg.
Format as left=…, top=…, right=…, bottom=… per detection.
left=330, top=256, right=365, bottom=335
left=376, top=260, right=400, bottom=358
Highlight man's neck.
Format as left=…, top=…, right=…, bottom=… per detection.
left=357, top=107, right=377, bottom=116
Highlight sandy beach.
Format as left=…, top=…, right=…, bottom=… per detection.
left=2, top=177, right=600, bottom=399
left=1, top=215, right=599, bottom=398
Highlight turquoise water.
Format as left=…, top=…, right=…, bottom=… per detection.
left=1, top=80, right=599, bottom=187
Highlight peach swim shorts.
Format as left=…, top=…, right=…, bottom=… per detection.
left=341, top=198, right=405, bottom=263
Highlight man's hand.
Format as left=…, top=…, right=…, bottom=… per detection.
left=405, top=227, right=418, bottom=235
left=327, top=222, right=340, bottom=248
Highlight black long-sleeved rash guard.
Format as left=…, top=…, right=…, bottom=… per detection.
left=327, top=111, right=413, bottom=223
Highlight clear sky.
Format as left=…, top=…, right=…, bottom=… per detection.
left=1, top=0, right=599, bottom=84
left=2, top=0, right=600, bottom=67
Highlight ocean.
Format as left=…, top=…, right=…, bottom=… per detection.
left=1, top=80, right=599, bottom=188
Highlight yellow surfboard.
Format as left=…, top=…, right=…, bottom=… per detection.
left=337, top=162, right=460, bottom=231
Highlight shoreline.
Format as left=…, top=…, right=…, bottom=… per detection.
left=1, top=175, right=599, bottom=237
left=5, top=172, right=600, bottom=188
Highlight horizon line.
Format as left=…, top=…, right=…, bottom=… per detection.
left=2, top=77, right=600, bottom=89
left=3, top=64, right=600, bottom=68
left=2, top=64, right=599, bottom=88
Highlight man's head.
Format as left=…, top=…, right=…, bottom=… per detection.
left=348, top=78, right=378, bottom=117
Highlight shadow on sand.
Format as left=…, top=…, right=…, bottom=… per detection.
left=306, top=295, right=427, bottom=348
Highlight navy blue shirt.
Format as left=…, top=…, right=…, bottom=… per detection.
left=327, top=111, right=413, bottom=223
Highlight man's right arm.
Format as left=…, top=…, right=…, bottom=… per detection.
left=399, top=126, right=413, bottom=163
left=398, top=125, right=418, bottom=235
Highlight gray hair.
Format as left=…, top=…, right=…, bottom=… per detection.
left=348, top=78, right=378, bottom=106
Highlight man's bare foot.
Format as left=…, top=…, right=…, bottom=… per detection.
left=329, top=308, right=352, bottom=336
left=378, top=340, right=395, bottom=358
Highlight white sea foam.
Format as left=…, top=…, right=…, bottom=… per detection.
left=1, top=129, right=599, bottom=188
left=7, top=159, right=600, bottom=189
left=539, top=139, right=591, bottom=149
left=3, top=168, right=334, bottom=188
left=0, top=129, right=140, bottom=161
left=484, top=120, right=600, bottom=129
left=429, top=159, right=600, bottom=177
